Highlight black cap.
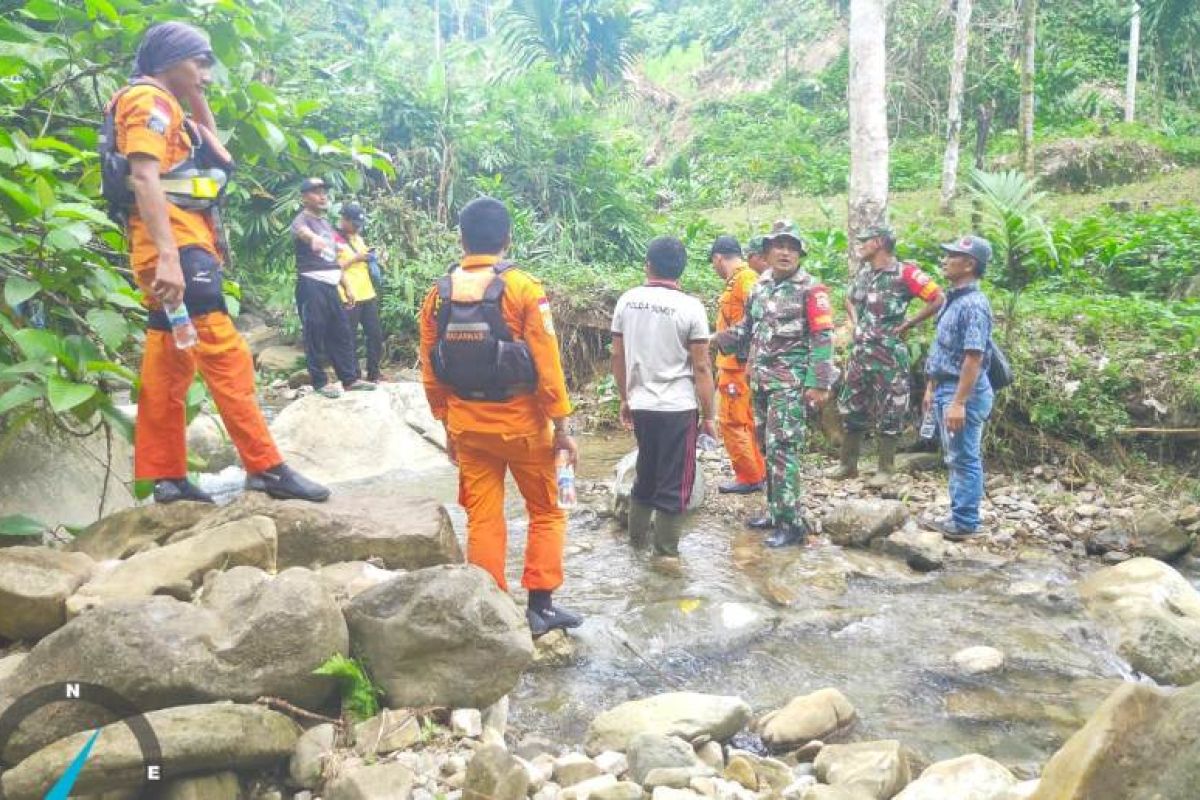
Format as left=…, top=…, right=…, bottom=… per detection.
left=299, top=177, right=328, bottom=194
left=341, top=202, right=366, bottom=228
left=708, top=235, right=742, bottom=259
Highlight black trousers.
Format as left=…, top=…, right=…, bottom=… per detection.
left=347, top=297, right=384, bottom=381
left=296, top=277, right=359, bottom=389
left=631, top=409, right=698, bottom=514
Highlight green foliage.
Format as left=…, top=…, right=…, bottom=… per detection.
left=313, top=653, right=383, bottom=722
left=967, top=170, right=1058, bottom=309
left=500, top=0, right=639, bottom=94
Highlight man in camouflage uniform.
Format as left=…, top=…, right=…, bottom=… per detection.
left=746, top=235, right=768, bottom=275
left=828, top=226, right=944, bottom=488
left=715, top=220, right=836, bottom=548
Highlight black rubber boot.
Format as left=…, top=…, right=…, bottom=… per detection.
left=153, top=479, right=215, bottom=505
left=718, top=480, right=765, bottom=495
left=526, top=590, right=584, bottom=637
left=245, top=463, right=331, bottom=502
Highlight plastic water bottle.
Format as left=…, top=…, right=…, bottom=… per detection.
left=919, top=406, right=937, bottom=440
left=166, top=302, right=197, bottom=350
left=556, top=450, right=577, bottom=510
left=697, top=433, right=719, bottom=452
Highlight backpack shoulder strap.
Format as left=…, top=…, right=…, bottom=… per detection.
left=435, top=274, right=454, bottom=336
left=481, top=262, right=514, bottom=341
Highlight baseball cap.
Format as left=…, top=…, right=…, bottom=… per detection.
left=762, top=219, right=807, bottom=255
left=856, top=224, right=895, bottom=242
left=746, top=235, right=766, bottom=255
left=341, top=202, right=366, bottom=228
left=299, top=177, right=328, bottom=194
left=708, top=235, right=742, bottom=259
left=940, top=235, right=993, bottom=273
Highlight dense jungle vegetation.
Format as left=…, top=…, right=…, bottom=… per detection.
left=2, top=0, right=1200, bottom=496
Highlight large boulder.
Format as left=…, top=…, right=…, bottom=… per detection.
left=822, top=501, right=909, bottom=548
left=1086, top=510, right=1190, bottom=562
left=0, top=423, right=134, bottom=529
left=344, top=564, right=532, bottom=709
left=66, top=516, right=277, bottom=616
left=1032, top=682, right=1200, bottom=799
left=757, top=689, right=857, bottom=750
left=0, top=547, right=94, bottom=640
left=256, top=344, right=307, bottom=373
left=269, top=386, right=445, bottom=484
left=876, top=529, right=945, bottom=572
left=611, top=449, right=705, bottom=527
left=0, top=703, right=299, bottom=800
left=0, top=567, right=346, bottom=763
left=586, top=693, right=752, bottom=755
left=894, top=755, right=1017, bottom=800
left=70, top=502, right=215, bottom=561
left=169, top=489, right=461, bottom=570
left=1079, top=557, right=1200, bottom=684
left=813, top=740, right=912, bottom=800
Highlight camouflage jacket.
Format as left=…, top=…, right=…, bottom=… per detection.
left=716, top=268, right=837, bottom=393
left=849, top=260, right=941, bottom=353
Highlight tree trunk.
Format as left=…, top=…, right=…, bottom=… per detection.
left=433, top=0, right=442, bottom=61
left=1018, top=0, right=1038, bottom=176
left=848, top=0, right=890, bottom=252
left=1125, top=2, right=1140, bottom=123
left=940, top=0, right=974, bottom=215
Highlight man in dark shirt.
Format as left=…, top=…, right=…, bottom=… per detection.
left=923, top=235, right=995, bottom=540
left=290, top=177, right=375, bottom=397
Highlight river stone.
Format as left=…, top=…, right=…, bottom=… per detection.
left=161, top=771, right=241, bottom=800
left=1078, top=557, right=1200, bottom=684
left=270, top=388, right=445, bottom=484
left=325, top=762, right=416, bottom=800
left=642, top=767, right=714, bottom=790
left=561, top=774, right=618, bottom=800
left=66, top=516, right=277, bottom=616
left=171, top=490, right=461, bottom=571
left=1086, top=510, right=1190, bottom=562
left=0, top=567, right=346, bottom=764
left=591, top=781, right=645, bottom=800
left=650, top=789, right=703, bottom=800
left=615, top=599, right=779, bottom=657
left=951, top=646, right=1006, bottom=675
left=289, top=723, right=337, bottom=789
left=894, top=453, right=941, bottom=474
left=354, top=709, right=422, bottom=756
left=319, top=561, right=406, bottom=604
left=555, top=752, right=603, bottom=787
left=1031, top=681, right=1200, bottom=799
left=799, top=787, right=870, bottom=800
left=70, top=502, right=215, bottom=561
left=894, top=754, right=1016, bottom=800
left=0, top=547, right=94, bottom=640
left=627, top=734, right=702, bottom=783
left=822, top=500, right=909, bottom=548
left=876, top=529, right=945, bottom=572
left=465, top=743, right=529, bottom=800
left=594, top=750, right=629, bottom=776
left=0, top=703, right=299, bottom=800
left=723, top=756, right=758, bottom=790
left=813, top=740, right=912, bottom=799
left=345, top=565, right=532, bottom=709
left=0, top=652, right=26, bottom=683
left=586, top=693, right=752, bottom=755
left=257, top=344, right=307, bottom=373
left=757, top=689, right=857, bottom=750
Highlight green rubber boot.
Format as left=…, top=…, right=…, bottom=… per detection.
left=628, top=498, right=654, bottom=550
left=866, top=434, right=899, bottom=489
left=824, top=429, right=863, bottom=480
left=653, top=510, right=686, bottom=557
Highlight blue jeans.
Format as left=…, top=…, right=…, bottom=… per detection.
left=934, top=378, right=993, bottom=531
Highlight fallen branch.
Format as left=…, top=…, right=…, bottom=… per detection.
left=255, top=696, right=344, bottom=728
left=1116, top=427, right=1200, bottom=438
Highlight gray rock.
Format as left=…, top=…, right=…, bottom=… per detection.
left=0, top=652, right=26, bottom=683
left=1087, top=510, right=1190, bottom=562
left=951, top=646, right=1006, bottom=676
left=877, top=529, right=945, bottom=572
left=591, top=781, right=645, bottom=800
left=257, top=345, right=307, bottom=373
left=289, top=723, right=337, bottom=789
left=642, top=767, right=715, bottom=789
left=894, top=453, right=942, bottom=474
left=0, top=547, right=94, bottom=640
left=0, top=703, right=299, bottom=800
left=649, top=789, right=703, bottom=800
left=823, top=500, right=909, bottom=548
left=171, top=490, right=461, bottom=571
left=894, top=754, right=1016, bottom=800
left=161, top=771, right=242, bottom=800
left=814, top=740, right=912, bottom=799
left=464, top=743, right=529, bottom=800
left=757, top=689, right=857, bottom=750
left=482, top=695, right=509, bottom=744
left=627, top=734, right=702, bottom=784
left=186, top=414, right=238, bottom=472
left=695, top=741, right=723, bottom=771
left=586, top=694, right=752, bottom=755
left=345, top=565, right=532, bottom=709
left=555, top=752, right=603, bottom=787
left=66, top=516, right=277, bottom=616
left=319, top=562, right=406, bottom=604
left=325, top=762, right=416, bottom=800
left=452, top=708, right=484, bottom=739
left=70, top=502, right=215, bottom=561
left=594, top=750, right=629, bottom=777
left=0, top=567, right=346, bottom=763
left=1079, top=557, right=1200, bottom=685
left=561, top=774, right=618, bottom=800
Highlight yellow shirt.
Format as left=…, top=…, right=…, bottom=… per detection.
left=337, top=233, right=377, bottom=302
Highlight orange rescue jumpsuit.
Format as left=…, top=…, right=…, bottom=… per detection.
left=419, top=255, right=573, bottom=592
left=116, top=81, right=281, bottom=480
left=716, top=264, right=767, bottom=485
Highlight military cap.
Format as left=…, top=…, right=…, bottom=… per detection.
left=855, top=224, right=896, bottom=242
left=762, top=219, right=807, bottom=255
left=746, top=235, right=766, bottom=255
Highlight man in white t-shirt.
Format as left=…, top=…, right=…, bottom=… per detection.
left=611, top=236, right=716, bottom=563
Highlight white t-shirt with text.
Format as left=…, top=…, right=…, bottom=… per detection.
left=611, top=283, right=711, bottom=412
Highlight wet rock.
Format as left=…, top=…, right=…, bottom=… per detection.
left=345, top=565, right=533, bottom=709
left=289, top=723, right=337, bottom=789
left=1086, top=510, right=1190, bottom=562
left=482, top=695, right=509, bottom=745
left=161, top=771, right=241, bottom=800
left=877, top=529, right=945, bottom=572
left=0, top=547, right=94, bottom=640
left=0, top=703, right=299, bottom=800
left=894, top=453, right=942, bottom=474
left=595, top=751, right=629, bottom=776
left=695, top=741, right=724, bottom=770
left=256, top=345, right=307, bottom=373
left=0, top=652, right=26, bottom=683
left=793, top=741, right=824, bottom=763
left=535, top=628, right=579, bottom=666
left=627, top=734, right=702, bottom=783
left=611, top=449, right=705, bottom=527
left=0, top=567, right=346, bottom=763
left=750, top=756, right=794, bottom=792
left=354, top=709, right=422, bottom=756
left=452, top=708, right=484, bottom=739
left=325, top=762, right=416, bottom=800
left=894, top=754, right=1016, bottom=799
left=813, top=740, right=912, bottom=799
left=722, top=756, right=758, bottom=790
left=586, top=693, right=752, bottom=755
left=1032, top=682, right=1200, bottom=799
left=1101, top=551, right=1131, bottom=564
left=555, top=752, right=603, bottom=787
left=952, top=646, right=1006, bottom=676
left=823, top=500, right=909, bottom=548
left=70, top=502, right=214, bottom=561
left=1079, top=557, right=1200, bottom=685
left=782, top=776, right=818, bottom=799
left=757, top=689, right=857, bottom=750
left=615, top=599, right=778, bottom=657
left=66, top=516, right=277, bottom=615
left=464, top=744, right=530, bottom=800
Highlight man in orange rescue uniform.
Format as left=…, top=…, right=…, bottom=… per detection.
left=113, top=22, right=328, bottom=503
left=709, top=236, right=767, bottom=495
left=419, top=196, right=583, bottom=637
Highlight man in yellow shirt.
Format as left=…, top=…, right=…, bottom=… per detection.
left=337, top=203, right=384, bottom=382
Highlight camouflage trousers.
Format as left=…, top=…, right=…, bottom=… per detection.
left=754, top=388, right=808, bottom=527
left=837, top=342, right=911, bottom=435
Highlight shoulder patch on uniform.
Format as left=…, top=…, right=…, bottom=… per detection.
left=537, top=296, right=556, bottom=336
left=806, top=284, right=835, bottom=333
left=901, top=261, right=940, bottom=300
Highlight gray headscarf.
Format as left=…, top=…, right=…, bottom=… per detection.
left=132, top=22, right=213, bottom=78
